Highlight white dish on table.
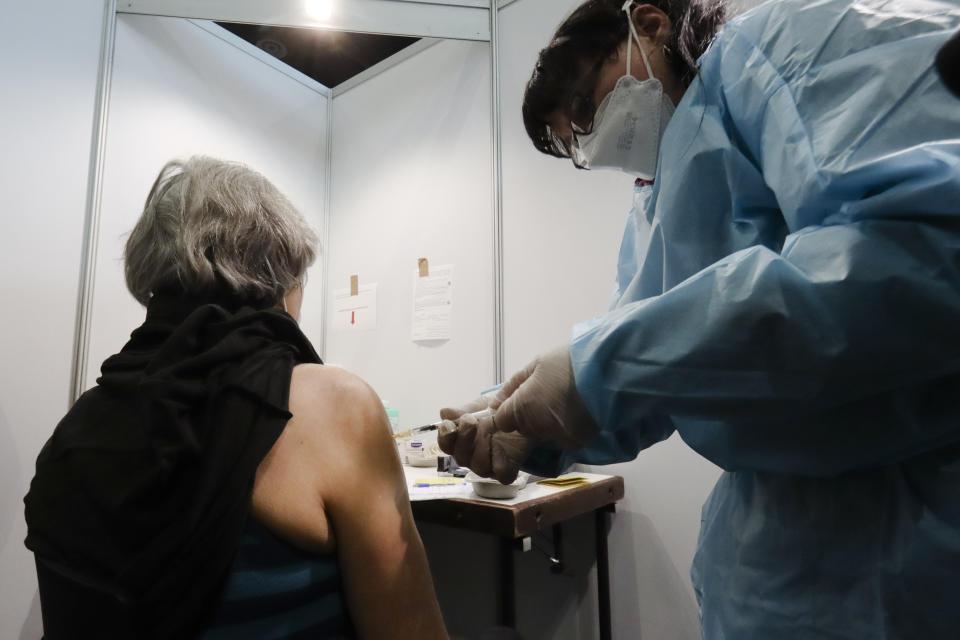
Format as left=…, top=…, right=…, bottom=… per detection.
left=465, top=471, right=529, bottom=499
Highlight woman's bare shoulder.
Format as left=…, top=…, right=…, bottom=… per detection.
left=291, top=363, right=370, bottom=395
left=290, top=364, right=383, bottom=424
left=287, top=364, right=392, bottom=464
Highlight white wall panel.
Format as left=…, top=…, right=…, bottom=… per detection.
left=85, top=15, right=329, bottom=387
left=0, top=2, right=105, bottom=638
left=327, top=39, right=494, bottom=429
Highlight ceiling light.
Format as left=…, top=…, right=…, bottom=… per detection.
left=305, top=0, right=334, bottom=22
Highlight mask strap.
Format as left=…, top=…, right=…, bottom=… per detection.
left=622, top=1, right=656, bottom=81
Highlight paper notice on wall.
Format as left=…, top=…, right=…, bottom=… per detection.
left=412, top=264, right=452, bottom=341
left=332, top=283, right=377, bottom=332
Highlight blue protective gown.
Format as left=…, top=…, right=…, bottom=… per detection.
left=550, top=0, right=960, bottom=637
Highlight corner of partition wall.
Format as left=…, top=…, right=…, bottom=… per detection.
left=70, top=0, right=118, bottom=405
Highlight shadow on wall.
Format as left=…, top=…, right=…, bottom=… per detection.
left=1, top=407, right=44, bottom=638
left=513, top=513, right=596, bottom=639
left=421, top=509, right=702, bottom=640
left=0, top=405, right=23, bottom=554
left=418, top=523, right=499, bottom=636
left=420, top=516, right=599, bottom=640
left=19, top=592, right=42, bottom=640
left=608, top=509, right=702, bottom=640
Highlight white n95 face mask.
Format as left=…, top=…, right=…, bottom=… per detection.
left=574, top=2, right=675, bottom=180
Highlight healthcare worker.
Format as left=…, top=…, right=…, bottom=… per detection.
left=439, top=0, right=960, bottom=637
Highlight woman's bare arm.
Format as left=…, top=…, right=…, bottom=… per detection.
left=253, top=364, right=448, bottom=639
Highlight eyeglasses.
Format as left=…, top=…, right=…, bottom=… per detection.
left=546, top=125, right=589, bottom=169
left=569, top=93, right=598, bottom=135
left=562, top=58, right=607, bottom=169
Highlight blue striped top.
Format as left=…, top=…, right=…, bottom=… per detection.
left=203, top=518, right=355, bottom=639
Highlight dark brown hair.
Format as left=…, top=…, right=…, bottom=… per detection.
left=523, top=0, right=727, bottom=160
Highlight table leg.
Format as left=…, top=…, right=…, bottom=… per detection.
left=499, top=537, right=516, bottom=628
left=596, top=507, right=612, bottom=640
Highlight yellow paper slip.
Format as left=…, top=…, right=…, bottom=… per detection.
left=537, top=476, right=588, bottom=488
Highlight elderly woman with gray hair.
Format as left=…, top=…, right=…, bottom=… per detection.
left=24, top=157, right=448, bottom=639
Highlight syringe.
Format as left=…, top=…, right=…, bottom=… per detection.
left=392, top=407, right=493, bottom=438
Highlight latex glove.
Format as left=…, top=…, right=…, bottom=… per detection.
left=437, top=411, right=536, bottom=484
left=491, top=346, right=599, bottom=447
left=438, top=346, right=598, bottom=483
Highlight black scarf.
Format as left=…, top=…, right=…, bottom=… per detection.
left=24, top=290, right=321, bottom=638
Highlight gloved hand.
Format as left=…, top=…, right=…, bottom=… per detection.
left=437, top=411, right=537, bottom=484
left=438, top=346, right=599, bottom=483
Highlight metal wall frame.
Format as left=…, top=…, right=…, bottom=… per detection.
left=71, top=0, right=506, bottom=402
left=70, top=0, right=117, bottom=403
left=320, top=89, right=335, bottom=361
left=489, top=0, right=504, bottom=384
left=117, top=0, right=491, bottom=40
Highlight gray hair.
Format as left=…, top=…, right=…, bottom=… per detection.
left=124, top=156, right=318, bottom=306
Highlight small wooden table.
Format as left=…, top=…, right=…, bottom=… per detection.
left=408, top=471, right=625, bottom=640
